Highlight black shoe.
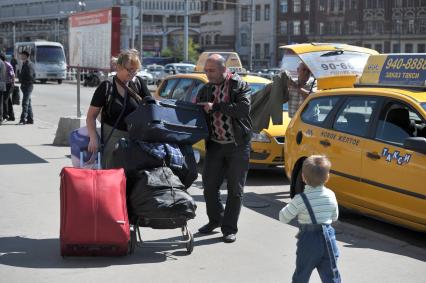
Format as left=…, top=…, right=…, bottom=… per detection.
left=19, top=119, right=26, bottom=125
left=26, top=119, right=34, bottom=124
left=8, top=117, right=15, bottom=121
left=198, top=222, right=220, bottom=234
left=223, top=233, right=236, bottom=243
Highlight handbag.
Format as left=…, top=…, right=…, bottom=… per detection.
left=12, top=86, right=20, bottom=105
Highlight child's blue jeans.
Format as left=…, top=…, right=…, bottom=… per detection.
left=292, top=224, right=340, bottom=283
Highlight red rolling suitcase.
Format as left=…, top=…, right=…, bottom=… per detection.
left=60, top=159, right=131, bottom=256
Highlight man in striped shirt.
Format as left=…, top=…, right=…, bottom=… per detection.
left=287, top=62, right=316, bottom=118
left=279, top=155, right=341, bottom=283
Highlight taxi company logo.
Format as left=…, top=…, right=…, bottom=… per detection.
left=382, top=148, right=412, bottom=165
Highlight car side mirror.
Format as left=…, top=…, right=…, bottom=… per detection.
left=403, top=137, right=426, bottom=154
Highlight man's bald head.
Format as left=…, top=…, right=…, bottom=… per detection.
left=204, top=54, right=227, bottom=84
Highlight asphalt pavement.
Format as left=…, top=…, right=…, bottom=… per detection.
left=0, top=82, right=425, bottom=283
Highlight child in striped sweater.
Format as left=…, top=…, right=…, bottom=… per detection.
left=279, top=155, right=341, bottom=283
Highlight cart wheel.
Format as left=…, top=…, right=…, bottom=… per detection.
left=129, top=226, right=137, bottom=255
left=186, top=230, right=194, bottom=254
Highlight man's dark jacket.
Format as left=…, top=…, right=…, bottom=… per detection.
left=19, top=60, right=35, bottom=89
left=196, top=73, right=252, bottom=146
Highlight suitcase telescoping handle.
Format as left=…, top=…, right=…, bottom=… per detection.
left=149, top=120, right=203, bottom=129
left=158, top=100, right=201, bottom=112
left=79, top=150, right=101, bottom=169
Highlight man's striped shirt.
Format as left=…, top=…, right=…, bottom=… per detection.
left=279, top=185, right=339, bottom=225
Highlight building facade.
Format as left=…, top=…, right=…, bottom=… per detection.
left=276, top=0, right=426, bottom=64
left=0, top=0, right=203, bottom=58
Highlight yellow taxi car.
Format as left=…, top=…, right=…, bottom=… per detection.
left=284, top=54, right=426, bottom=232
left=154, top=52, right=289, bottom=168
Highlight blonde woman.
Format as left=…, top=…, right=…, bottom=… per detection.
left=86, top=49, right=150, bottom=168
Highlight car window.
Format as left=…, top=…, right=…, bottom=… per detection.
left=171, top=79, right=193, bottom=101
left=189, top=80, right=204, bottom=103
left=333, top=97, right=378, bottom=137
left=301, top=97, right=340, bottom=125
left=249, top=83, right=267, bottom=94
left=159, top=78, right=179, bottom=98
left=375, top=102, right=426, bottom=145
left=421, top=103, right=426, bottom=111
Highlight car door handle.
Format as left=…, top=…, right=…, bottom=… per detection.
left=319, top=140, right=331, bottom=147
left=366, top=152, right=381, bottom=160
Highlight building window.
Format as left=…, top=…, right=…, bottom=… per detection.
left=305, top=0, right=310, bottom=12
left=214, top=34, right=220, bottom=45
left=319, top=0, right=326, bottom=11
left=293, top=20, right=301, bottom=35
left=350, top=0, right=357, bottom=9
left=280, top=0, right=288, bottom=13
left=418, top=44, right=426, bottom=52
left=264, top=4, right=270, bottom=21
left=378, top=0, right=384, bottom=8
left=364, top=43, right=372, bottom=49
left=408, top=19, right=415, bottom=33
left=241, top=33, right=248, bottom=47
left=395, top=0, right=402, bottom=7
left=241, top=7, right=249, bottom=22
left=294, top=0, right=301, bottom=12
left=206, top=35, right=211, bottom=45
left=280, top=21, right=288, bottom=34
left=393, top=43, right=400, bottom=53
left=264, top=43, right=270, bottom=59
left=405, top=43, right=413, bottom=53
left=374, top=44, right=383, bottom=53
left=255, top=44, right=261, bottom=59
left=304, top=20, right=310, bottom=35
left=255, top=5, right=261, bottom=21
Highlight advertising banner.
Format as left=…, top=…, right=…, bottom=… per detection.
left=68, top=7, right=120, bottom=70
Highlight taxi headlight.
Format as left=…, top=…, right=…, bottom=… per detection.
left=251, top=132, right=271, bottom=143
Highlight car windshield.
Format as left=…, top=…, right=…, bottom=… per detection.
left=36, top=46, right=65, bottom=63
left=421, top=103, right=426, bottom=111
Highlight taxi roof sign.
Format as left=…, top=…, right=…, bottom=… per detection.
left=359, top=54, right=426, bottom=88
left=194, top=51, right=246, bottom=73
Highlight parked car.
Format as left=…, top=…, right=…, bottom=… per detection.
left=164, top=63, right=195, bottom=75
left=284, top=53, right=426, bottom=232
left=146, top=64, right=166, bottom=85
left=108, top=69, right=154, bottom=85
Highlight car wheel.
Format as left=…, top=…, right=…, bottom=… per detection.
left=40, top=79, right=47, bottom=84
left=58, top=79, right=62, bottom=84
left=293, top=166, right=305, bottom=197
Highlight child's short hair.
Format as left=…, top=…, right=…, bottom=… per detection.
left=302, top=155, right=331, bottom=187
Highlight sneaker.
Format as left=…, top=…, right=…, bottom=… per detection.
left=223, top=233, right=236, bottom=243
left=26, top=119, right=34, bottom=124
left=198, top=222, right=221, bottom=234
left=18, top=119, right=26, bottom=125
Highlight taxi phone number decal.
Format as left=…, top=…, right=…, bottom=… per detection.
left=379, top=54, right=426, bottom=86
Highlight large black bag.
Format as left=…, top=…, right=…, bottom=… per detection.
left=125, top=97, right=209, bottom=145
left=12, top=86, right=20, bottom=105
left=173, top=144, right=198, bottom=189
left=127, top=167, right=197, bottom=223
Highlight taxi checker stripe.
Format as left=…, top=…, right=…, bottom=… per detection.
left=329, top=170, right=426, bottom=200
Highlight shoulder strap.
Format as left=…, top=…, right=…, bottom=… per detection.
left=300, top=192, right=317, bottom=224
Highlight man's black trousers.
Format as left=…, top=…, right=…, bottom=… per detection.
left=202, top=140, right=250, bottom=235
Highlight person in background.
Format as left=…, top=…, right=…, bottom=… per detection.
left=18, top=50, right=35, bottom=125
left=287, top=62, right=316, bottom=118
left=0, top=53, right=15, bottom=121
left=279, top=155, right=341, bottom=283
left=0, top=57, right=6, bottom=125
left=10, top=54, right=18, bottom=75
left=196, top=54, right=252, bottom=243
left=86, top=49, right=150, bottom=168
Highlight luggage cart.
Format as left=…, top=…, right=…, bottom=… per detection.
left=129, top=216, right=194, bottom=254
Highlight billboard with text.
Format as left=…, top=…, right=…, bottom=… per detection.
left=68, top=7, right=120, bottom=70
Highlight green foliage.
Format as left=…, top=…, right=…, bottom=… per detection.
left=161, top=38, right=199, bottom=63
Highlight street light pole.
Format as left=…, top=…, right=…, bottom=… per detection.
left=184, top=0, right=189, bottom=62
left=249, top=0, right=255, bottom=71
left=131, top=0, right=135, bottom=49
left=140, top=0, right=143, bottom=56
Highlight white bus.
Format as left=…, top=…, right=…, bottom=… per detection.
left=15, top=41, right=67, bottom=84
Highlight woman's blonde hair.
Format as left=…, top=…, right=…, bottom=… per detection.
left=112, top=49, right=141, bottom=70
left=302, top=155, right=331, bottom=187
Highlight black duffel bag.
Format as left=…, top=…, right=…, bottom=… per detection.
left=125, top=97, right=209, bottom=145
left=127, top=167, right=197, bottom=225
left=12, top=86, right=20, bottom=105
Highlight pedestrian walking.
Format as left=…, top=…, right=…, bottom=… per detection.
left=196, top=54, right=252, bottom=243
left=0, top=56, right=6, bottom=125
left=279, top=155, right=341, bottom=283
left=0, top=53, right=15, bottom=121
left=287, top=62, right=316, bottom=118
left=10, top=54, right=18, bottom=75
left=18, top=50, right=35, bottom=125
left=86, top=49, right=150, bottom=169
